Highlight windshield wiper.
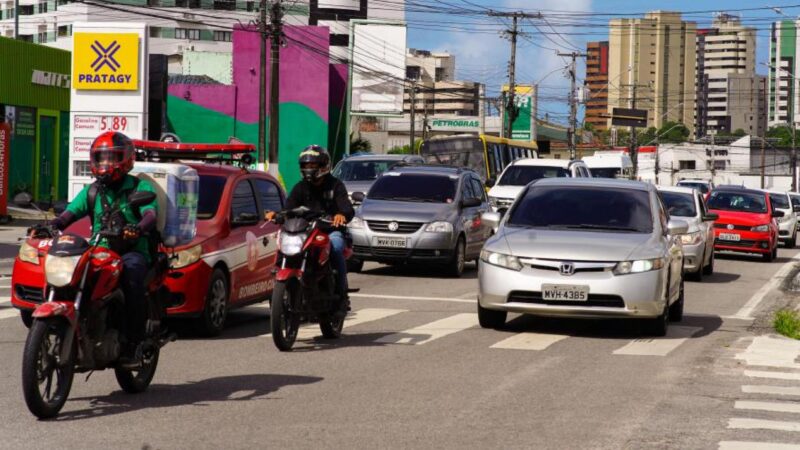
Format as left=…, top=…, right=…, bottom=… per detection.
left=562, top=224, right=642, bottom=232
left=388, top=196, right=440, bottom=203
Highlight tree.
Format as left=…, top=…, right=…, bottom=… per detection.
left=350, top=135, right=372, bottom=152
left=767, top=126, right=794, bottom=147
left=388, top=139, right=422, bottom=155
left=732, top=128, right=746, bottom=137
left=637, top=127, right=658, bottom=146
left=658, top=121, right=690, bottom=143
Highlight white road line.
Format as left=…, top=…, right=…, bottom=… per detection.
left=296, top=308, right=406, bottom=340
left=743, top=385, right=800, bottom=396
left=733, top=252, right=800, bottom=320
left=490, top=332, right=569, bottom=351
left=728, top=418, right=800, bottom=433
left=719, top=441, right=800, bottom=450
left=736, top=400, right=800, bottom=414
left=745, top=370, right=800, bottom=381
left=0, top=296, right=10, bottom=305
left=736, top=336, right=800, bottom=370
left=612, top=326, right=703, bottom=356
left=350, top=293, right=474, bottom=304
left=376, top=313, right=478, bottom=346
left=0, top=308, right=19, bottom=320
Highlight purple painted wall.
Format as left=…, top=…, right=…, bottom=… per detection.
left=167, top=84, right=237, bottom=117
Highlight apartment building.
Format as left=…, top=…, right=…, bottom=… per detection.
left=768, top=20, right=799, bottom=127
left=404, top=49, right=480, bottom=117
left=607, top=11, right=697, bottom=133
left=584, top=41, right=609, bottom=131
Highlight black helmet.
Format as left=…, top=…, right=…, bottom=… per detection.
left=298, top=145, right=331, bottom=182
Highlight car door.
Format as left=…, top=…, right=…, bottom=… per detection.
left=225, top=177, right=263, bottom=303
left=458, top=176, right=480, bottom=257
left=253, top=178, right=284, bottom=296
left=696, top=192, right=714, bottom=264
left=658, top=195, right=682, bottom=301
left=470, top=176, right=491, bottom=245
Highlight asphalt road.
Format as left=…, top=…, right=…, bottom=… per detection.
left=0, top=247, right=799, bottom=449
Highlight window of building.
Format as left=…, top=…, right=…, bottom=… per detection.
left=19, top=5, right=33, bottom=14
left=73, top=160, right=92, bottom=177
left=58, top=25, right=69, bottom=37
left=213, top=0, right=235, bottom=10
left=37, top=1, right=47, bottom=13
left=679, top=160, right=696, bottom=170
left=149, top=27, right=161, bottom=38
left=435, top=67, right=446, bottom=82
left=246, top=1, right=254, bottom=11
left=213, top=30, right=231, bottom=42
left=175, top=28, right=200, bottom=40
left=406, top=66, right=421, bottom=81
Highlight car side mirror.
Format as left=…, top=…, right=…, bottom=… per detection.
left=702, top=213, right=719, bottom=222
left=232, top=212, right=259, bottom=227
left=481, top=211, right=502, bottom=230
left=485, top=178, right=496, bottom=188
left=13, top=192, right=33, bottom=208
left=773, top=210, right=786, bottom=219
left=461, top=197, right=482, bottom=208
left=351, top=192, right=366, bottom=203
left=667, top=218, right=689, bottom=235
left=128, top=191, right=157, bottom=208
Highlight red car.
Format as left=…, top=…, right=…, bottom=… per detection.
left=12, top=153, right=285, bottom=336
left=706, top=187, right=782, bottom=262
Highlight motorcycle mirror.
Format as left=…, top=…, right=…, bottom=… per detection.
left=128, top=191, right=157, bottom=208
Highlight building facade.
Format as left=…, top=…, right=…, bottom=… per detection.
left=768, top=20, right=798, bottom=128
left=584, top=41, right=609, bottom=132
left=404, top=49, right=480, bottom=117
left=607, top=11, right=697, bottom=133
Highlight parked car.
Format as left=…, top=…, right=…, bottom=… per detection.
left=657, top=186, right=718, bottom=280
left=706, top=187, right=781, bottom=262
left=764, top=190, right=799, bottom=248
left=12, top=162, right=285, bottom=336
left=677, top=179, right=714, bottom=195
left=332, top=153, right=424, bottom=203
left=582, top=152, right=633, bottom=179
left=348, top=165, right=491, bottom=277
left=487, top=158, right=592, bottom=214
left=791, top=192, right=800, bottom=230
left=477, top=178, right=687, bottom=336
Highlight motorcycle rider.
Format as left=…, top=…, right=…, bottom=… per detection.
left=51, top=131, right=158, bottom=359
left=265, top=145, right=354, bottom=305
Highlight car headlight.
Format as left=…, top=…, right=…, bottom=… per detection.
left=170, top=244, right=202, bottom=269
left=751, top=224, right=770, bottom=232
left=425, top=221, right=453, bottom=233
left=679, top=231, right=703, bottom=245
left=279, top=232, right=307, bottom=256
left=480, top=250, right=522, bottom=271
left=44, top=254, right=81, bottom=287
left=613, top=258, right=665, bottom=275
left=348, top=216, right=365, bottom=229
left=19, top=242, right=39, bottom=265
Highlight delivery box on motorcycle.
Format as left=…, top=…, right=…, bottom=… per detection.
left=130, top=162, right=199, bottom=247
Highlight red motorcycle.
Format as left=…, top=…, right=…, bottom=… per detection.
left=269, top=207, right=353, bottom=351
left=16, top=191, right=175, bottom=419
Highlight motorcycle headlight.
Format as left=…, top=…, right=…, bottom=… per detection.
left=44, top=254, right=82, bottom=287
left=480, top=250, right=522, bottom=271
left=348, top=216, right=365, bottom=229
left=613, top=258, right=665, bottom=275
left=19, top=242, right=40, bottom=265
left=679, top=231, right=703, bottom=245
left=170, top=245, right=202, bottom=269
left=279, top=232, right=306, bottom=256
left=751, top=224, right=770, bottom=232
left=425, top=221, right=453, bottom=233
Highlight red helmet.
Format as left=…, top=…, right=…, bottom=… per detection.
left=89, top=131, right=135, bottom=185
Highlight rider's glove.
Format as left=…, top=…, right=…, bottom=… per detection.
left=123, top=224, right=141, bottom=241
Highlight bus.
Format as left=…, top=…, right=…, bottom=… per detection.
left=419, top=134, right=538, bottom=182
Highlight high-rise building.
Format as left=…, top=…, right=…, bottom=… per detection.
left=584, top=41, right=609, bottom=132
left=404, top=49, right=480, bottom=117
left=768, top=20, right=798, bottom=128
left=607, top=11, right=697, bottom=133
left=695, top=13, right=761, bottom=137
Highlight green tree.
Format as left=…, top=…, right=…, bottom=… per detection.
left=767, top=126, right=794, bottom=147
left=732, top=128, right=746, bottom=137
left=637, top=127, right=658, bottom=145
left=388, top=139, right=422, bottom=155
left=658, top=121, right=690, bottom=143
left=350, top=136, right=372, bottom=152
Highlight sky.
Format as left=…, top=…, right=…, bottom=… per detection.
left=406, top=0, right=797, bottom=125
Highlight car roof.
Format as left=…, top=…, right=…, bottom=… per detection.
left=387, top=164, right=471, bottom=176
left=763, top=189, right=790, bottom=196
left=713, top=186, right=766, bottom=196
left=532, top=177, right=652, bottom=192
left=342, top=154, right=418, bottom=162
left=677, top=179, right=710, bottom=184
left=183, top=162, right=276, bottom=181
left=510, top=158, right=578, bottom=168
left=657, top=185, right=697, bottom=195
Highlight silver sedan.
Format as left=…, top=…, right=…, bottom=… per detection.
left=657, top=186, right=717, bottom=281
left=478, top=178, right=688, bottom=336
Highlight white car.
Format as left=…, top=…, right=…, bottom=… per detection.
left=582, top=152, right=633, bottom=179
left=487, top=158, right=591, bottom=214
left=657, top=186, right=717, bottom=281
left=791, top=192, right=800, bottom=230
left=677, top=179, right=713, bottom=196
left=764, top=190, right=798, bottom=248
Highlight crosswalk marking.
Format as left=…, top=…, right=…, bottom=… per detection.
left=736, top=401, right=800, bottom=414
left=490, top=332, right=569, bottom=351
left=0, top=296, right=10, bottom=305
left=612, top=326, right=702, bottom=356
left=0, top=308, right=19, bottom=320
left=296, top=308, right=406, bottom=340
left=743, top=385, right=800, bottom=397
left=719, top=441, right=800, bottom=450
left=745, top=370, right=800, bottom=381
left=376, top=313, right=478, bottom=346
left=728, top=418, right=800, bottom=433
left=736, top=336, right=800, bottom=370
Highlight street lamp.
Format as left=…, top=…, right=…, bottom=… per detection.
left=763, top=61, right=797, bottom=191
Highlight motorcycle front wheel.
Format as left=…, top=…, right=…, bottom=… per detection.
left=271, top=280, right=300, bottom=351
left=115, top=347, right=159, bottom=394
left=21, top=318, right=75, bottom=419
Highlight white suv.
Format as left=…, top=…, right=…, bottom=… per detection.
left=765, top=190, right=799, bottom=248
left=488, top=158, right=591, bottom=213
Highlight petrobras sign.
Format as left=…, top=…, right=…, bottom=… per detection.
left=72, top=32, right=140, bottom=90
left=429, top=118, right=481, bottom=132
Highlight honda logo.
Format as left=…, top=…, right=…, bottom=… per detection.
left=559, top=263, right=576, bottom=276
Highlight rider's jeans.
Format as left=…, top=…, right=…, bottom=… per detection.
left=329, top=231, right=348, bottom=294
left=121, top=252, right=148, bottom=342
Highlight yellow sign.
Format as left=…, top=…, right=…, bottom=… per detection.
left=73, top=33, right=139, bottom=91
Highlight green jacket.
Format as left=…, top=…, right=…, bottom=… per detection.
left=66, top=175, right=158, bottom=261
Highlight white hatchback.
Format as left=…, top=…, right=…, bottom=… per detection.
left=487, top=158, right=591, bottom=214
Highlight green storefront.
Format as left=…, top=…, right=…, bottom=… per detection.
left=0, top=37, right=70, bottom=203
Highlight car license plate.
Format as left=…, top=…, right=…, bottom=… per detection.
left=719, top=233, right=741, bottom=242
left=541, top=284, right=589, bottom=302
left=373, top=236, right=408, bottom=248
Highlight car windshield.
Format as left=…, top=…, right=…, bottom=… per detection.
left=333, top=160, right=399, bottom=182
left=589, top=167, right=622, bottom=178
left=660, top=192, right=697, bottom=217
left=678, top=182, right=710, bottom=194
left=507, top=186, right=653, bottom=233
left=498, top=165, right=570, bottom=186
left=368, top=174, right=457, bottom=203
left=707, top=191, right=767, bottom=213
left=769, top=193, right=791, bottom=209
left=197, top=175, right=227, bottom=220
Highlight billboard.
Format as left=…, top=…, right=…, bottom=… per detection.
left=611, top=108, right=648, bottom=128
left=502, top=85, right=535, bottom=141
left=350, top=21, right=407, bottom=116
left=73, top=33, right=140, bottom=91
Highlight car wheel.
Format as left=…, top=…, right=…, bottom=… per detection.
left=703, top=250, right=714, bottom=276
left=478, top=301, right=506, bottom=329
left=669, top=279, right=684, bottom=322
left=644, top=303, right=669, bottom=337
left=445, top=237, right=466, bottom=278
left=20, top=310, right=33, bottom=328
left=195, top=268, right=229, bottom=337
left=347, top=258, right=364, bottom=273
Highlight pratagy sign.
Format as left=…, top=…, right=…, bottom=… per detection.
left=72, top=33, right=139, bottom=90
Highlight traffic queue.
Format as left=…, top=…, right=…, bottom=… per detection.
left=9, top=132, right=800, bottom=419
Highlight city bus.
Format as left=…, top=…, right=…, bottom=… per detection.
left=419, top=134, right=538, bottom=182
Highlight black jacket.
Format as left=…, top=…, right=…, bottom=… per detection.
left=285, top=175, right=355, bottom=221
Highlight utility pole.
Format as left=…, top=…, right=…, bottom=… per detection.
left=422, top=98, right=430, bottom=141
left=654, top=132, right=659, bottom=184
left=13, top=0, right=18, bottom=39
left=792, top=122, right=797, bottom=191
left=257, top=0, right=268, bottom=169
left=761, top=135, right=766, bottom=189
left=267, top=0, right=283, bottom=175
left=489, top=10, right=542, bottom=140
left=409, top=79, right=416, bottom=152
left=559, top=51, right=587, bottom=160
left=621, top=83, right=649, bottom=180
left=710, top=131, right=716, bottom=184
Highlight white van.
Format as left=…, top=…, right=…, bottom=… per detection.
left=582, top=152, right=633, bottom=179
left=487, top=158, right=591, bottom=213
